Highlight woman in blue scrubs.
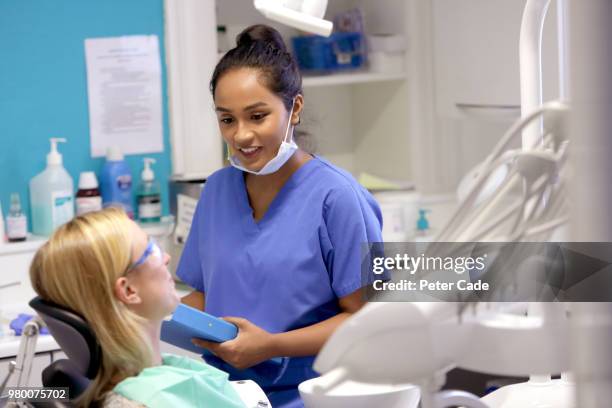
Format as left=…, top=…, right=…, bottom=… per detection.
left=177, top=24, right=383, bottom=408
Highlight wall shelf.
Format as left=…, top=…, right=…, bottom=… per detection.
left=302, top=71, right=406, bottom=88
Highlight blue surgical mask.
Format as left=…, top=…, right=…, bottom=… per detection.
left=228, top=100, right=298, bottom=176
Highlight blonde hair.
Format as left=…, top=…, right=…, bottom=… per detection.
left=29, top=208, right=154, bottom=407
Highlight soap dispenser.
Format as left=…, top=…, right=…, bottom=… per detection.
left=417, top=209, right=430, bottom=234
left=137, top=158, right=161, bottom=223
left=416, top=209, right=434, bottom=242
left=29, top=138, right=74, bottom=236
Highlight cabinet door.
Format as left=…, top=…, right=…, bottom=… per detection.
left=165, top=0, right=223, bottom=178
left=29, top=353, right=50, bottom=387
left=0, top=249, right=38, bottom=305
left=0, top=357, right=13, bottom=387
left=433, top=0, right=560, bottom=117
left=0, top=353, right=50, bottom=388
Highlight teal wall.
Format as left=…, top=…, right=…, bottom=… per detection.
left=0, top=0, right=172, bottom=228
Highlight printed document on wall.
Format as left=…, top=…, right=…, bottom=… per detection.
left=85, top=35, right=163, bottom=157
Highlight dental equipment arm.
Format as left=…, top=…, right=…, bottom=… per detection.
left=0, top=316, right=45, bottom=404
left=435, top=101, right=569, bottom=245
left=312, top=302, right=487, bottom=408
left=302, top=0, right=574, bottom=406
left=311, top=102, right=571, bottom=408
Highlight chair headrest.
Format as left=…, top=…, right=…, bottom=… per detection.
left=29, top=296, right=102, bottom=379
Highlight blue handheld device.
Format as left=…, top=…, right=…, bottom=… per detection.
left=161, top=304, right=238, bottom=353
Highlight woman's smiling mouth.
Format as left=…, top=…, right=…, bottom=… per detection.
left=239, top=146, right=262, bottom=159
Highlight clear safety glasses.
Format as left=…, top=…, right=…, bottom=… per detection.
left=126, top=238, right=163, bottom=273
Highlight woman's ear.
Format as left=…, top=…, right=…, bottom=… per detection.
left=291, top=94, right=304, bottom=126
left=114, top=276, right=142, bottom=306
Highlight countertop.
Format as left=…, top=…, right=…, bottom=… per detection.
left=0, top=302, right=57, bottom=359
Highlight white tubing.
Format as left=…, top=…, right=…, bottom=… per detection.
left=557, top=0, right=570, bottom=101
left=519, top=0, right=552, bottom=149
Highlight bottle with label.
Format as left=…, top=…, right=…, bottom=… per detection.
left=137, top=158, right=162, bottom=223
left=76, top=172, right=103, bottom=216
left=29, top=138, right=75, bottom=236
left=6, top=193, right=27, bottom=242
left=100, top=146, right=134, bottom=219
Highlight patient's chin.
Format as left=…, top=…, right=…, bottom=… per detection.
left=167, top=290, right=181, bottom=311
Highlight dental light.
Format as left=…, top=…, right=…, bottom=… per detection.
left=253, top=0, right=333, bottom=37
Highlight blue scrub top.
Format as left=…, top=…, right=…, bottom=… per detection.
left=176, top=156, right=383, bottom=406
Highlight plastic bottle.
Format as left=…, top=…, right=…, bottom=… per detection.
left=415, top=209, right=435, bottom=243
left=100, top=146, right=134, bottom=219
left=29, top=138, right=75, bottom=236
left=416, top=209, right=430, bottom=234
left=137, top=158, right=162, bottom=223
left=76, top=172, right=103, bottom=216
left=6, top=193, right=27, bottom=242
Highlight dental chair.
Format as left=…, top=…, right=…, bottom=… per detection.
left=27, top=296, right=270, bottom=408
left=28, top=296, right=101, bottom=407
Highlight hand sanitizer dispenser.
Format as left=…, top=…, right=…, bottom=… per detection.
left=29, top=138, right=74, bottom=236
left=415, top=209, right=435, bottom=242
left=137, top=158, right=162, bottom=223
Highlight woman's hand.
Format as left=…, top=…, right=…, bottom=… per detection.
left=191, top=317, right=276, bottom=370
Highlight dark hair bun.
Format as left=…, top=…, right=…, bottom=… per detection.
left=211, top=23, right=302, bottom=112
left=236, top=24, right=288, bottom=53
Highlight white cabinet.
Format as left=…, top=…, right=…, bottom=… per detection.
left=164, top=0, right=224, bottom=179
left=432, top=0, right=561, bottom=117
left=0, top=238, right=45, bottom=305
left=426, top=0, right=562, bottom=191
left=0, top=353, right=50, bottom=388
